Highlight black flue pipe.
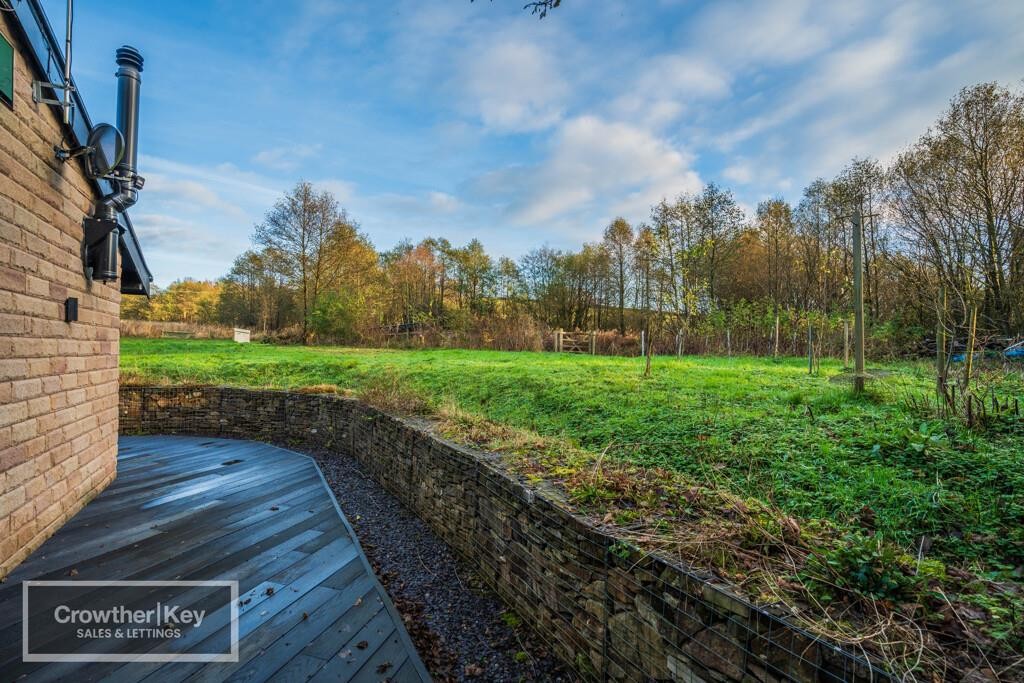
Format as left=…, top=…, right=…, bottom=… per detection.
left=94, top=45, right=144, bottom=221
left=88, top=46, right=144, bottom=282
left=114, top=45, right=143, bottom=176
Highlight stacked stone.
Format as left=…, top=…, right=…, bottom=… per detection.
left=119, top=386, right=887, bottom=683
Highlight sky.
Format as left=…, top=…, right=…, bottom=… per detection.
left=43, top=0, right=1024, bottom=287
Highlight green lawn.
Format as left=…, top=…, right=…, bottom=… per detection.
left=121, top=338, right=1023, bottom=574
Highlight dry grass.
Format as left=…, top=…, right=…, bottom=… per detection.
left=356, top=371, right=433, bottom=415
left=432, top=404, right=1016, bottom=682
left=118, top=369, right=205, bottom=387
left=120, top=320, right=238, bottom=339
left=295, top=383, right=347, bottom=395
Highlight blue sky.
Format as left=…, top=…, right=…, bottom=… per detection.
left=45, top=0, right=1024, bottom=286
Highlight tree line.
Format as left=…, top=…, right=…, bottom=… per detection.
left=124, top=82, right=1024, bottom=358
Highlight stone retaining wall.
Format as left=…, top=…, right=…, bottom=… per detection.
left=120, top=385, right=887, bottom=683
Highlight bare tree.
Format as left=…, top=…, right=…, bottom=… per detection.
left=603, top=217, right=634, bottom=334
left=890, top=84, right=1024, bottom=337
left=254, top=182, right=360, bottom=343
left=756, top=198, right=795, bottom=318
left=694, top=183, right=744, bottom=304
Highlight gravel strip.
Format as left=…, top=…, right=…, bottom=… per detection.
left=310, top=449, right=576, bottom=683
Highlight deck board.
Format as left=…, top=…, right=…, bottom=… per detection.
left=0, top=435, right=430, bottom=683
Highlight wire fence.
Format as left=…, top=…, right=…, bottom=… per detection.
left=121, top=386, right=892, bottom=682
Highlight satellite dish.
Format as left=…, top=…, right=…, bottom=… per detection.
left=84, top=123, right=125, bottom=179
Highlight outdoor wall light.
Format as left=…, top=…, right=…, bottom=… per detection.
left=64, top=297, right=78, bottom=323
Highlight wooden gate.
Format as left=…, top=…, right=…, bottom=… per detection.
left=554, top=329, right=596, bottom=354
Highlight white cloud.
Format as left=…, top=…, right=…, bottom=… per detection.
left=131, top=156, right=292, bottom=283
left=373, top=190, right=463, bottom=216
left=131, top=213, right=231, bottom=251
left=277, top=0, right=370, bottom=55
left=252, top=144, right=323, bottom=172
left=316, top=179, right=357, bottom=203
left=712, top=5, right=921, bottom=152
left=686, top=0, right=856, bottom=69
left=428, top=191, right=461, bottom=213
left=635, top=55, right=730, bottom=99
left=722, top=161, right=753, bottom=184
left=493, top=115, right=702, bottom=224
left=140, top=156, right=282, bottom=204
left=144, top=175, right=247, bottom=219
left=460, top=39, right=569, bottom=132
left=611, top=55, right=730, bottom=128
left=690, top=0, right=1024, bottom=210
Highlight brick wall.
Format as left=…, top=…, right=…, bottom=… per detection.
left=0, top=15, right=121, bottom=579
left=121, top=386, right=890, bottom=682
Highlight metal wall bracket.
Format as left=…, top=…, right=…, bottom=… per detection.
left=32, top=79, right=75, bottom=107
left=83, top=216, right=118, bottom=246
left=54, top=143, right=92, bottom=162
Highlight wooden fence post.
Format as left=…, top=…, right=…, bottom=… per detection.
left=807, top=324, right=814, bottom=375
left=843, top=319, right=850, bottom=368
left=640, top=330, right=645, bottom=358
left=774, top=314, right=780, bottom=358
left=555, top=329, right=563, bottom=353
left=936, top=286, right=947, bottom=415
left=965, top=305, right=978, bottom=395
left=589, top=331, right=596, bottom=355
left=726, top=329, right=732, bottom=357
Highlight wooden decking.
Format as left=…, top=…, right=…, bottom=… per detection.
left=0, top=435, right=430, bottom=682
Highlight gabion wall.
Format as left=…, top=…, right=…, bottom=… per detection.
left=120, top=386, right=888, bottom=683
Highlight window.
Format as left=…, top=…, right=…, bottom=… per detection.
left=0, top=31, right=12, bottom=108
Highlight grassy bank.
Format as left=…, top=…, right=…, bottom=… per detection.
left=122, top=339, right=1023, bottom=570
left=122, top=338, right=1024, bottom=676
left=121, top=339, right=1024, bottom=565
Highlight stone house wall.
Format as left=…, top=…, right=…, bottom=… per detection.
left=120, top=385, right=889, bottom=683
left=0, top=13, right=120, bottom=578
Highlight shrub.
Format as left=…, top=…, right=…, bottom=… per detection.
left=803, top=531, right=917, bottom=602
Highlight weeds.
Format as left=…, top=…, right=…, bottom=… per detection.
left=803, top=531, right=917, bottom=603
left=500, top=611, right=522, bottom=629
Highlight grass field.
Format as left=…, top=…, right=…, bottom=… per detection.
left=122, top=338, right=1023, bottom=575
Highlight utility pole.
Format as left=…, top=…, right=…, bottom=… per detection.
left=852, top=204, right=866, bottom=394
